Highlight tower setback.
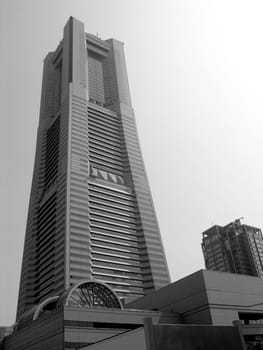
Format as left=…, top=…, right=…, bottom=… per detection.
left=16, top=17, right=170, bottom=320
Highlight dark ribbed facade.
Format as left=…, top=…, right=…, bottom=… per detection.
left=16, top=17, right=170, bottom=320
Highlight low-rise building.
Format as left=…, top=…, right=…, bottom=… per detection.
left=2, top=270, right=263, bottom=349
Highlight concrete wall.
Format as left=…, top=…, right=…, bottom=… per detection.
left=64, top=306, right=180, bottom=325
left=3, top=310, right=64, bottom=350
left=63, top=306, right=180, bottom=345
left=127, top=269, right=263, bottom=326
left=3, top=305, right=179, bottom=350
left=153, top=324, right=244, bottom=350
left=127, top=270, right=212, bottom=323
left=203, top=270, right=263, bottom=324
left=81, top=328, right=146, bottom=350
left=77, top=324, right=245, bottom=350
left=65, top=327, right=125, bottom=345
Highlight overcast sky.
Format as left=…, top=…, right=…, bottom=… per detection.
left=1, top=0, right=263, bottom=325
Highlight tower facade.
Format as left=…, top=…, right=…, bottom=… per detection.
left=202, top=219, right=263, bottom=277
left=16, top=17, right=170, bottom=320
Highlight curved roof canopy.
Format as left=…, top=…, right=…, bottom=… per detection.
left=15, top=296, right=59, bottom=330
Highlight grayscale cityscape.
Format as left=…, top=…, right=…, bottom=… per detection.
left=1, top=2, right=263, bottom=350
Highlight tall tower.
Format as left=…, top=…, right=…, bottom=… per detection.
left=202, top=219, right=263, bottom=277
left=16, top=17, right=170, bottom=320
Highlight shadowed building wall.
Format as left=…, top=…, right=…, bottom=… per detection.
left=80, top=321, right=244, bottom=350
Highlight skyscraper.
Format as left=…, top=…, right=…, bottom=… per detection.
left=202, top=219, right=263, bottom=277
left=16, top=17, right=170, bottom=320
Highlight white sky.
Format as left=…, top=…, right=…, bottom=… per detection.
left=1, top=0, right=263, bottom=325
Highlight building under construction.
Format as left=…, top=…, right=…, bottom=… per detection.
left=202, top=219, right=263, bottom=277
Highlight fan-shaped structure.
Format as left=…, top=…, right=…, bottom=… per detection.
left=16, top=281, right=122, bottom=330
left=59, top=280, right=123, bottom=309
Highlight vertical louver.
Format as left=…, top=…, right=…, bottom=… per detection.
left=44, top=117, right=60, bottom=187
